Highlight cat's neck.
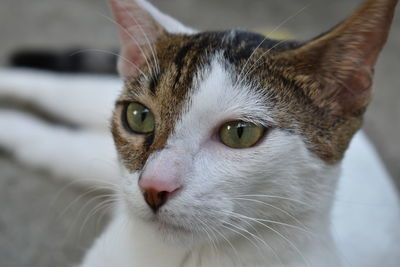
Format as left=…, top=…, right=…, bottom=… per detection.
left=82, top=201, right=340, bottom=267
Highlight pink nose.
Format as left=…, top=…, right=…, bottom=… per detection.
left=138, top=176, right=181, bottom=212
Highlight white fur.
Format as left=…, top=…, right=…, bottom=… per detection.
left=0, top=64, right=399, bottom=266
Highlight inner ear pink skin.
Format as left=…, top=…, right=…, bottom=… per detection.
left=138, top=150, right=184, bottom=212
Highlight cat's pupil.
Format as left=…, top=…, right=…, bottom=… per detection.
left=141, top=110, right=148, bottom=122
left=237, top=126, right=244, bottom=139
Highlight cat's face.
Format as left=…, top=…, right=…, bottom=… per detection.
left=109, top=0, right=396, bottom=246
left=111, top=32, right=345, bottom=245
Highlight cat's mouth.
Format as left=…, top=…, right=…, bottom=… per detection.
left=144, top=212, right=203, bottom=244
left=145, top=206, right=220, bottom=239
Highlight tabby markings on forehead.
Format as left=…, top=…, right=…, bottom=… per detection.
left=114, top=29, right=360, bottom=165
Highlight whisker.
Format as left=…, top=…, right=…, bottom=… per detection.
left=95, top=201, right=113, bottom=233
left=49, top=177, right=117, bottom=210
left=219, top=218, right=284, bottom=267
left=237, top=194, right=312, bottom=208
left=223, top=210, right=310, bottom=267
left=220, top=223, right=261, bottom=251
left=78, top=197, right=118, bottom=237
left=222, top=220, right=264, bottom=251
left=97, top=12, right=154, bottom=79
left=122, top=3, right=161, bottom=76
left=229, top=197, right=310, bottom=232
left=56, top=186, right=114, bottom=221
left=237, top=38, right=290, bottom=86
left=194, top=216, right=219, bottom=255
left=64, top=193, right=114, bottom=241
left=209, top=223, right=241, bottom=264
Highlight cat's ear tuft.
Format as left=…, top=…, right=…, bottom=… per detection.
left=278, top=0, right=398, bottom=116
left=108, top=0, right=194, bottom=77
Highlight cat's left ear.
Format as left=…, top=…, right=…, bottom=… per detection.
left=277, top=0, right=398, bottom=116
left=109, top=0, right=194, bottom=77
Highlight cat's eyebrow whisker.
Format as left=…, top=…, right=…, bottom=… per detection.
left=237, top=38, right=290, bottom=86
left=70, top=48, right=148, bottom=79
left=97, top=13, right=154, bottom=80
left=234, top=4, right=309, bottom=89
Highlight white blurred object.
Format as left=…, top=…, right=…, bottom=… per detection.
left=0, top=68, right=121, bottom=131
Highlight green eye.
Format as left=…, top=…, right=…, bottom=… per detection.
left=219, top=121, right=265, bottom=148
left=125, top=102, right=155, bottom=134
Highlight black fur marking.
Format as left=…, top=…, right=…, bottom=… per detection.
left=143, top=133, right=155, bottom=151
left=148, top=72, right=160, bottom=95
left=220, top=30, right=300, bottom=66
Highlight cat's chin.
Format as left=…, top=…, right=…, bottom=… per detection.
left=126, top=214, right=206, bottom=247
left=152, top=219, right=198, bottom=245
left=133, top=208, right=217, bottom=246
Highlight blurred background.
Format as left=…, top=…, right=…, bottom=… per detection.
left=0, top=0, right=399, bottom=266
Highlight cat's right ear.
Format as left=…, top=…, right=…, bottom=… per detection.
left=108, top=0, right=194, bottom=77
left=275, top=0, right=397, bottom=116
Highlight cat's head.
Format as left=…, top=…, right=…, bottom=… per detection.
left=109, top=0, right=397, bottom=245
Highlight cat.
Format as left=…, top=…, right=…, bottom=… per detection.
left=0, top=0, right=399, bottom=266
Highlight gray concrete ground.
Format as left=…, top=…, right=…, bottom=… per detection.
left=0, top=0, right=399, bottom=266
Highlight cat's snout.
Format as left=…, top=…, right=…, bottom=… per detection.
left=139, top=176, right=182, bottom=212
left=138, top=149, right=186, bottom=212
